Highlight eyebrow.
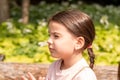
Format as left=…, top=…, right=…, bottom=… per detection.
left=49, top=31, right=61, bottom=36
left=52, top=32, right=60, bottom=35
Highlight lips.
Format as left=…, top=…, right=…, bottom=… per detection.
left=49, top=48, right=55, bottom=53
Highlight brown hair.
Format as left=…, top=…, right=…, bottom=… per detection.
left=49, top=10, right=95, bottom=69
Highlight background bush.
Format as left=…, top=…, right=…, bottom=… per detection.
left=0, top=1, right=120, bottom=65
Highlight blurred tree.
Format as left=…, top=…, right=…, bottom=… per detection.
left=0, top=0, right=9, bottom=23
left=22, top=0, right=30, bottom=24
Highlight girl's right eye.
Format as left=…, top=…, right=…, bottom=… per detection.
left=54, top=34, right=59, bottom=39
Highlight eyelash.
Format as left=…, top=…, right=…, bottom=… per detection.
left=54, top=35, right=59, bottom=38
left=48, top=34, right=59, bottom=39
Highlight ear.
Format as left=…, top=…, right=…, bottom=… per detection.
left=75, top=37, right=85, bottom=50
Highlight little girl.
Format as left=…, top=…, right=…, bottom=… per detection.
left=22, top=9, right=97, bottom=80
left=46, top=9, right=97, bottom=80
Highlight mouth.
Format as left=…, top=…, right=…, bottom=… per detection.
left=49, top=48, right=55, bottom=53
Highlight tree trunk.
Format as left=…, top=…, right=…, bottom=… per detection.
left=0, top=0, right=9, bottom=23
left=22, top=0, right=30, bottom=24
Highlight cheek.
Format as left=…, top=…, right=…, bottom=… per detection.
left=55, top=39, right=75, bottom=52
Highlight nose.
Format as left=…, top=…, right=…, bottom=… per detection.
left=47, top=37, right=53, bottom=45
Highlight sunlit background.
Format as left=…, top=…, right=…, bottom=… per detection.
left=0, top=0, right=120, bottom=66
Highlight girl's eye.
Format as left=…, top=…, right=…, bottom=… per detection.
left=54, top=35, right=59, bottom=38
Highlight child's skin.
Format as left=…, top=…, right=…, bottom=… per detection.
left=48, top=21, right=84, bottom=70
left=21, top=72, right=45, bottom=80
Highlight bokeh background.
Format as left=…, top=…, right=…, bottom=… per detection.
left=0, top=0, right=120, bottom=66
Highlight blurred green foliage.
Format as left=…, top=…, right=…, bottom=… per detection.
left=0, top=1, right=120, bottom=65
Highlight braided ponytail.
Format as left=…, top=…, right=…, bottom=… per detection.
left=87, top=46, right=95, bottom=69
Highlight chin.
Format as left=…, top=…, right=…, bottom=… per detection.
left=51, top=53, right=60, bottom=58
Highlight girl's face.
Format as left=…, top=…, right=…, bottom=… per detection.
left=48, top=21, right=77, bottom=59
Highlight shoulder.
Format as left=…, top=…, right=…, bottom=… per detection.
left=76, top=68, right=97, bottom=80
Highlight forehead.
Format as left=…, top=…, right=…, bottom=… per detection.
left=48, top=21, right=77, bottom=39
left=48, top=21, right=68, bottom=33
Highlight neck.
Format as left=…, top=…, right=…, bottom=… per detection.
left=60, top=54, right=83, bottom=70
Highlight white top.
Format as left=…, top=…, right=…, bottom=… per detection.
left=46, top=58, right=97, bottom=80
